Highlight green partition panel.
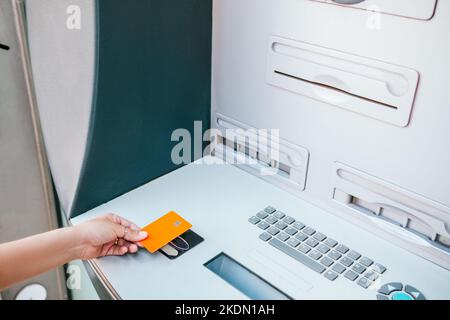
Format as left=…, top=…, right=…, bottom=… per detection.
left=71, top=0, right=212, bottom=217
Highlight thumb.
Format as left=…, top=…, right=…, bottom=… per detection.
left=122, top=226, right=148, bottom=242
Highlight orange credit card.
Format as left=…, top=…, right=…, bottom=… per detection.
left=140, top=211, right=192, bottom=253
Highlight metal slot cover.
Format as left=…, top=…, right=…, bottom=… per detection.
left=213, top=114, right=310, bottom=191
left=332, top=162, right=450, bottom=270
left=266, top=36, right=419, bottom=127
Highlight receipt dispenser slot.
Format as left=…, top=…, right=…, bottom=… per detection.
left=308, top=0, right=437, bottom=21
left=266, top=37, right=419, bottom=127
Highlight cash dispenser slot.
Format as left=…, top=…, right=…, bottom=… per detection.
left=266, top=36, right=419, bottom=127
left=332, top=162, right=450, bottom=270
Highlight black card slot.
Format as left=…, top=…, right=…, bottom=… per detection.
left=159, top=229, right=204, bottom=260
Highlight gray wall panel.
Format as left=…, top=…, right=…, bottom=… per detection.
left=0, top=0, right=67, bottom=300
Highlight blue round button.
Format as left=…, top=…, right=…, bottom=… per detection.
left=391, top=292, right=414, bottom=300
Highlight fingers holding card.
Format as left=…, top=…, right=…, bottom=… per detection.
left=140, top=211, right=193, bottom=253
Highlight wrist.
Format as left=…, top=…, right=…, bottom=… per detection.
left=66, top=225, right=87, bottom=260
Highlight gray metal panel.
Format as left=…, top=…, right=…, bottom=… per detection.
left=0, top=0, right=66, bottom=300
left=70, top=157, right=450, bottom=299
left=26, top=0, right=96, bottom=215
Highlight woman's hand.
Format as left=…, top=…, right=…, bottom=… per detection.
left=0, top=213, right=147, bottom=290
left=73, top=214, right=148, bottom=260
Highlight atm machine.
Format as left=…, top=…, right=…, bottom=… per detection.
left=25, top=0, right=450, bottom=299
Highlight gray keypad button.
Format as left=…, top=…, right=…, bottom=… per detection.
left=313, top=232, right=327, bottom=242
left=340, top=256, right=354, bottom=267
left=320, top=256, right=334, bottom=267
left=324, top=270, right=338, bottom=281
left=344, top=270, right=358, bottom=281
left=352, top=263, right=366, bottom=274
left=303, top=227, right=316, bottom=236
left=274, top=211, right=286, bottom=219
left=336, top=244, right=349, bottom=254
left=258, top=221, right=270, bottom=230
left=287, top=238, right=300, bottom=248
left=324, top=238, right=338, bottom=248
left=295, top=233, right=308, bottom=242
left=378, top=282, right=402, bottom=295
left=317, top=244, right=330, bottom=254
left=269, top=238, right=326, bottom=274
left=259, top=232, right=272, bottom=242
left=364, top=270, right=379, bottom=281
left=309, top=250, right=323, bottom=261
left=249, top=216, right=261, bottom=225
left=372, top=263, right=386, bottom=274
left=377, top=294, right=389, bottom=301
left=285, top=227, right=298, bottom=236
left=256, top=211, right=269, bottom=219
left=267, top=227, right=280, bottom=236
left=275, top=221, right=288, bottom=230
left=357, top=277, right=372, bottom=289
left=332, top=263, right=346, bottom=274
left=306, top=238, right=319, bottom=248
left=359, top=257, right=373, bottom=267
left=293, top=222, right=305, bottom=230
left=298, top=243, right=311, bottom=254
left=404, top=285, right=426, bottom=300
left=264, top=206, right=276, bottom=214
left=277, top=232, right=290, bottom=242
left=348, top=250, right=361, bottom=261
left=283, top=216, right=296, bottom=225
left=328, top=250, right=342, bottom=261
left=265, top=216, right=278, bottom=225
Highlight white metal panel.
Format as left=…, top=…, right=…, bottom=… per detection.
left=266, top=36, right=419, bottom=127
left=71, top=157, right=450, bottom=299
left=307, top=0, right=438, bottom=21
left=211, top=0, right=450, bottom=264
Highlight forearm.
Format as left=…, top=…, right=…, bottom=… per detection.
left=0, top=227, right=82, bottom=290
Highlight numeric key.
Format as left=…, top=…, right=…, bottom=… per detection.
left=274, top=211, right=286, bottom=219
left=275, top=221, right=288, bottom=230
left=258, top=221, right=270, bottom=230
left=256, top=211, right=269, bottom=219
left=336, top=244, right=349, bottom=254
